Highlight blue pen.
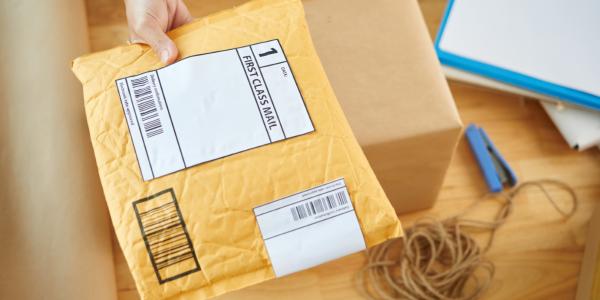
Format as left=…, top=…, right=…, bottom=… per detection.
left=465, top=124, right=517, bottom=193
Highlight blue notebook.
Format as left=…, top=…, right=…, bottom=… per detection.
left=435, top=0, right=600, bottom=111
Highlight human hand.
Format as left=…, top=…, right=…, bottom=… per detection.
left=124, top=0, right=193, bottom=64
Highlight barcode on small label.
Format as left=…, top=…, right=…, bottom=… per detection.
left=254, top=178, right=365, bottom=277
left=131, top=75, right=164, bottom=138
left=133, top=188, right=200, bottom=283
left=290, top=190, right=348, bottom=221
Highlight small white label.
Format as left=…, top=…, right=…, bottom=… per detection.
left=116, top=40, right=314, bottom=181
left=254, top=178, right=366, bottom=277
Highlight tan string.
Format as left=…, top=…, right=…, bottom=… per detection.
left=356, top=179, right=578, bottom=300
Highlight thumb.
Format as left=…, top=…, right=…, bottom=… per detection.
left=133, top=25, right=178, bottom=64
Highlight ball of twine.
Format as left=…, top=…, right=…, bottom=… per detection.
left=357, top=180, right=577, bottom=300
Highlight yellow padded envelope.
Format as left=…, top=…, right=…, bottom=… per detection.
left=72, top=0, right=401, bottom=299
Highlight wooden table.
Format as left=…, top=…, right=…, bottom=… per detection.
left=86, top=0, right=600, bottom=299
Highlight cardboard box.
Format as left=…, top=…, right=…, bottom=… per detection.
left=303, top=0, right=463, bottom=213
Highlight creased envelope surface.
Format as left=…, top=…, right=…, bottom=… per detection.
left=72, top=0, right=402, bottom=299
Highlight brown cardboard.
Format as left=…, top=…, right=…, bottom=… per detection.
left=0, top=0, right=117, bottom=299
left=303, top=0, right=463, bottom=213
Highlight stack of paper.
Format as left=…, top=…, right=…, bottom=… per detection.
left=435, top=0, right=600, bottom=150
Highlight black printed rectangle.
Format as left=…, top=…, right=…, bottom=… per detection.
left=133, top=188, right=200, bottom=284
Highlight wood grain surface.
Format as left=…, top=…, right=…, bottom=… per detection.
left=83, top=0, right=600, bottom=299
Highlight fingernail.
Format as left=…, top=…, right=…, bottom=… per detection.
left=160, top=49, right=169, bottom=63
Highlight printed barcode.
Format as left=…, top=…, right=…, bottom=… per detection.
left=133, top=188, right=200, bottom=284
left=131, top=75, right=164, bottom=138
left=290, top=190, right=349, bottom=221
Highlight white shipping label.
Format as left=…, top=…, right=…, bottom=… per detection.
left=116, top=40, right=314, bottom=181
left=254, top=178, right=366, bottom=277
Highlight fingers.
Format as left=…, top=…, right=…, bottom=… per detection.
left=131, top=22, right=179, bottom=64
left=171, top=0, right=194, bottom=29
left=124, top=0, right=193, bottom=65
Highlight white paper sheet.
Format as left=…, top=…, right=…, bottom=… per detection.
left=117, top=40, right=314, bottom=180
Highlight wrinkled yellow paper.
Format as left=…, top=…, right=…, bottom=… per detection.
left=72, top=0, right=402, bottom=299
